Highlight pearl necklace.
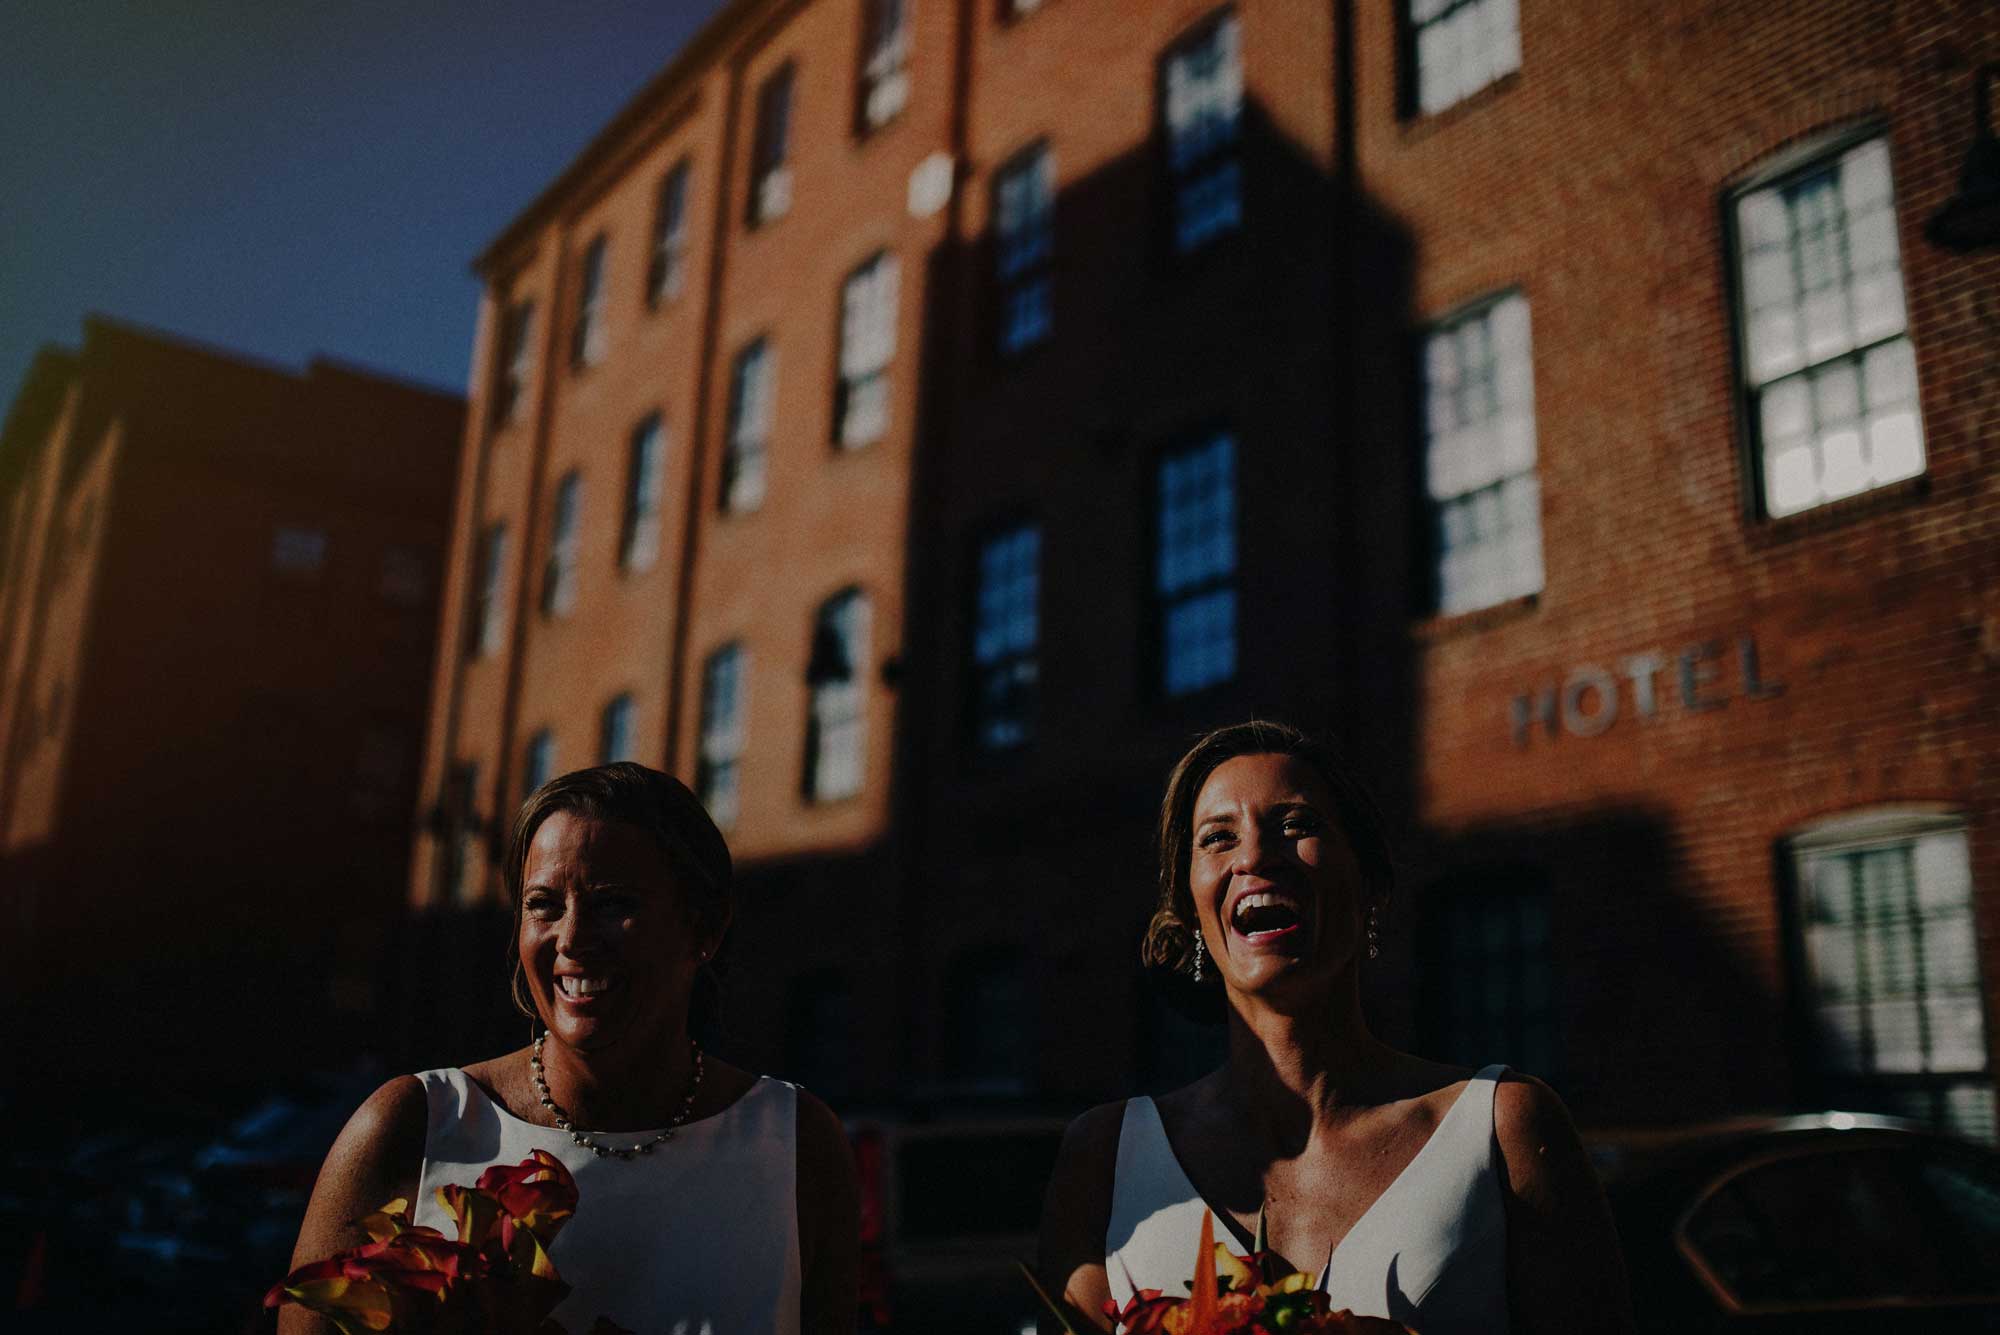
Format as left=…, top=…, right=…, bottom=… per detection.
left=530, top=1033, right=704, bottom=1160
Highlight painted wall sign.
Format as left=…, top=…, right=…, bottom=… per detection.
left=1509, top=635, right=1784, bottom=746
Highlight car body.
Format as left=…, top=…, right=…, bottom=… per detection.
left=1592, top=1112, right=2000, bottom=1333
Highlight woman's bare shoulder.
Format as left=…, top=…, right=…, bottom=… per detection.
left=1489, top=1071, right=1590, bottom=1197
left=335, top=1075, right=430, bottom=1169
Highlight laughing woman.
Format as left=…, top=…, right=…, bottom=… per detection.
left=1038, top=722, right=1632, bottom=1334
left=282, top=763, right=858, bottom=1335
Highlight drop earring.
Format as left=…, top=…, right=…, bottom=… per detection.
left=1366, top=904, right=1382, bottom=960
left=1191, top=930, right=1207, bottom=982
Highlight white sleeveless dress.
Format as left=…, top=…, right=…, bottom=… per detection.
left=1106, top=1065, right=1510, bottom=1334
left=410, top=1069, right=802, bottom=1335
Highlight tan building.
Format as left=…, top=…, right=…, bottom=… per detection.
left=0, top=317, right=462, bottom=1096
left=415, top=0, right=1999, bottom=1139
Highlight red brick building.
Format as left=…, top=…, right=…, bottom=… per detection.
left=0, top=317, right=463, bottom=1099
left=415, top=0, right=1998, bottom=1137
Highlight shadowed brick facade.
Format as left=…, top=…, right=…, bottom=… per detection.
left=0, top=317, right=463, bottom=1096
left=415, top=0, right=1998, bottom=1136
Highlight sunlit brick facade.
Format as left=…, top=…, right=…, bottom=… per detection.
left=416, top=0, right=1999, bottom=1136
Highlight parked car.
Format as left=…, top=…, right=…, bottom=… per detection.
left=1592, top=1112, right=2000, bottom=1333
left=848, top=1112, right=1070, bottom=1335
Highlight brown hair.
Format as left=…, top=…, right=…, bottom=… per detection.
left=1141, top=720, right=1394, bottom=974
left=503, top=762, right=733, bottom=1032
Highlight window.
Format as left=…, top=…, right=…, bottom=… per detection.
left=944, top=945, right=1029, bottom=1092
left=723, top=339, right=774, bottom=512
left=1162, top=12, right=1243, bottom=254
left=570, top=235, right=608, bottom=368
left=599, top=693, right=637, bottom=764
left=1154, top=432, right=1237, bottom=697
left=444, top=761, right=481, bottom=906
left=646, top=162, right=691, bottom=307
left=492, top=298, right=535, bottom=426
left=836, top=252, right=900, bottom=448
left=994, top=144, right=1054, bottom=355
left=970, top=523, right=1039, bottom=751
left=378, top=546, right=430, bottom=607
left=1734, top=135, right=1924, bottom=519
left=1791, top=812, right=1992, bottom=1141
left=1423, top=878, right=1556, bottom=1077
left=858, top=0, right=911, bottom=132
left=271, top=525, right=329, bottom=576
left=541, top=471, right=582, bottom=616
left=521, top=729, right=556, bottom=801
left=804, top=588, right=870, bottom=802
left=749, top=64, right=795, bottom=226
left=784, top=970, right=854, bottom=1098
left=1408, top=0, right=1521, bottom=116
left=697, top=643, right=747, bottom=829
left=621, top=414, right=666, bottom=572
left=470, top=523, right=508, bottom=657
left=1424, top=291, right=1542, bottom=614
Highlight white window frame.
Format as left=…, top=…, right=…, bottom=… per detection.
left=521, top=728, right=556, bottom=801
left=995, top=143, right=1055, bottom=356
left=1789, top=809, right=1991, bottom=1140
left=805, top=588, right=870, bottom=803
left=858, top=0, right=911, bottom=132
left=697, top=643, right=747, bottom=829
left=542, top=471, right=582, bottom=616
left=492, top=298, right=535, bottom=426
left=621, top=414, right=666, bottom=573
left=837, top=252, right=900, bottom=449
left=570, top=235, right=608, bottom=368
left=647, top=162, right=691, bottom=307
left=471, top=523, right=508, bottom=658
left=723, top=339, right=774, bottom=512
left=1730, top=131, right=1925, bottom=520
left=1154, top=431, right=1237, bottom=697
left=1423, top=290, right=1542, bottom=616
left=1162, top=10, right=1243, bottom=255
left=1408, top=0, right=1521, bottom=117
left=750, top=65, right=795, bottom=226
left=598, top=693, right=636, bottom=765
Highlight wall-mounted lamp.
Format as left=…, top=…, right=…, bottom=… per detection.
left=1926, top=62, right=2000, bottom=252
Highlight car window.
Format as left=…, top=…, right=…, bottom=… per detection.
left=1680, top=1144, right=2000, bottom=1308
left=897, top=1130, right=1062, bottom=1242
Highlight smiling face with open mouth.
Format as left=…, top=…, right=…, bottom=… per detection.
left=1189, top=752, right=1367, bottom=999
left=518, top=809, right=717, bottom=1055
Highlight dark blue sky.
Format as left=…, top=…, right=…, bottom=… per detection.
left=2, top=2, right=726, bottom=402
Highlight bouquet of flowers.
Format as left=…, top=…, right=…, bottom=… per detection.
left=1025, top=1210, right=1416, bottom=1335
left=264, top=1150, right=628, bottom=1335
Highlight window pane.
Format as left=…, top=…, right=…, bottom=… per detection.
left=972, top=524, right=1040, bottom=750
left=807, top=591, right=870, bottom=801
left=698, top=644, right=745, bottom=828
left=1737, top=137, right=1923, bottom=516
left=1425, top=295, right=1540, bottom=614
left=598, top=694, right=636, bottom=764
left=725, top=341, right=772, bottom=511
left=1165, top=14, right=1242, bottom=253
left=1412, top=0, right=1518, bottom=115
left=839, top=254, right=899, bottom=447
left=1795, top=823, right=1990, bottom=1102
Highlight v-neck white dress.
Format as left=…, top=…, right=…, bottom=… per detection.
left=1105, top=1065, right=1509, bottom=1333
left=410, top=1068, right=802, bottom=1335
